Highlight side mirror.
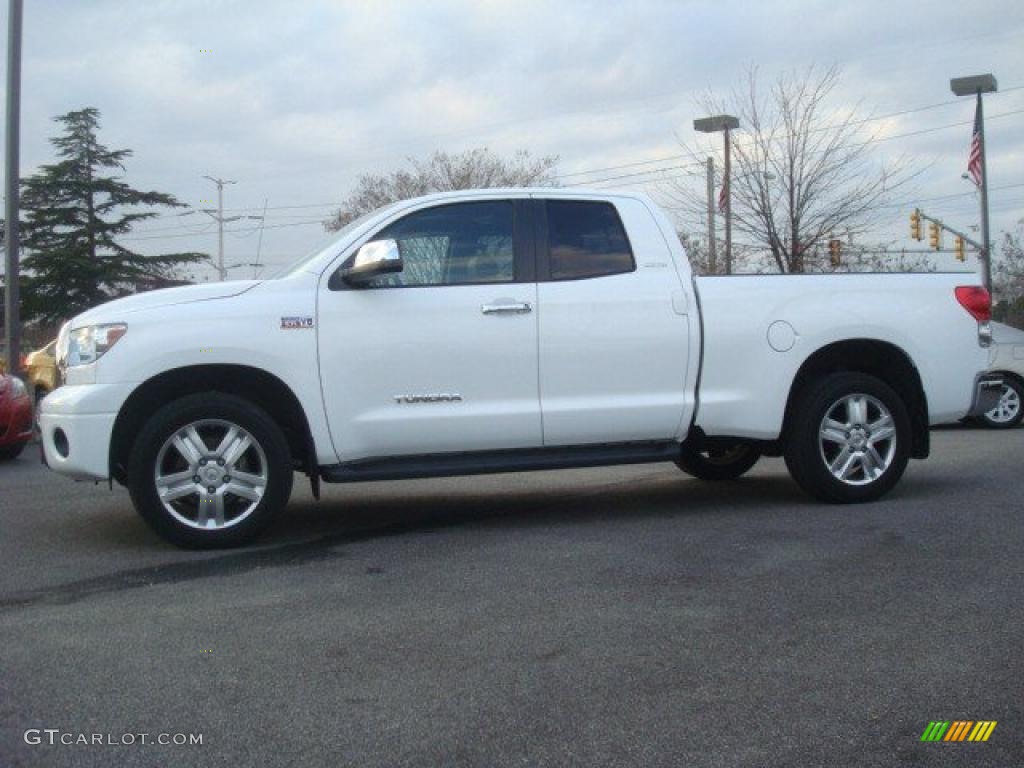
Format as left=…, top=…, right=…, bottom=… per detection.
left=340, top=239, right=403, bottom=285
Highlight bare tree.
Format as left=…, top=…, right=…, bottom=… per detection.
left=993, top=219, right=1024, bottom=328
left=325, top=148, right=558, bottom=231
left=666, top=66, right=917, bottom=273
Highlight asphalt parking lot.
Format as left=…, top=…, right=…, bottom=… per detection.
left=1, top=425, right=1021, bottom=767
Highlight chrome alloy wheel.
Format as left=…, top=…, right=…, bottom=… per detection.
left=818, top=393, right=897, bottom=486
left=153, top=419, right=268, bottom=530
left=985, top=383, right=1021, bottom=424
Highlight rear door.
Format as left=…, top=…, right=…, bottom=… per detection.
left=534, top=196, right=691, bottom=445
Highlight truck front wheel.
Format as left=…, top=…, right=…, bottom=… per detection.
left=127, top=393, right=293, bottom=548
left=784, top=372, right=911, bottom=504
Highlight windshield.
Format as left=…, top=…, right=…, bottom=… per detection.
left=271, top=209, right=380, bottom=278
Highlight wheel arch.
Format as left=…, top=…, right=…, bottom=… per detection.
left=109, top=364, right=315, bottom=485
left=989, top=369, right=1024, bottom=390
left=782, top=339, right=930, bottom=459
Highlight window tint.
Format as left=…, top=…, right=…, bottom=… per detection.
left=546, top=200, right=634, bottom=280
left=363, top=201, right=514, bottom=288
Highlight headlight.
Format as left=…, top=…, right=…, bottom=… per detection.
left=64, top=323, right=127, bottom=368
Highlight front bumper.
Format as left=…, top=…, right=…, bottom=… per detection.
left=967, top=374, right=1004, bottom=418
left=39, top=382, right=134, bottom=481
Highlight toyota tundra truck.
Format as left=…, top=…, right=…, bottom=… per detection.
left=40, top=189, right=1002, bottom=547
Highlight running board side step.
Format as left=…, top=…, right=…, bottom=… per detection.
left=320, top=441, right=682, bottom=483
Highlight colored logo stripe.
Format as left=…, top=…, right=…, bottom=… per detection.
left=969, top=721, right=997, bottom=742
left=945, top=721, right=973, bottom=741
left=921, top=720, right=996, bottom=742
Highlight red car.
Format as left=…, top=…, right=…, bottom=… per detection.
left=0, top=373, right=33, bottom=460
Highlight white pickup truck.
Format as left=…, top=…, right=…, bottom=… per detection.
left=42, top=189, right=1001, bottom=547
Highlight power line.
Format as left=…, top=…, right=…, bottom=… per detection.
left=578, top=108, right=1024, bottom=190
left=556, top=85, right=1024, bottom=184
left=122, top=217, right=327, bottom=242
left=563, top=163, right=704, bottom=187
left=127, top=86, right=1024, bottom=230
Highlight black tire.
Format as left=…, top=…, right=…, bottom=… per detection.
left=676, top=442, right=761, bottom=481
left=127, top=393, right=293, bottom=549
left=784, top=372, right=911, bottom=504
left=979, top=377, right=1024, bottom=429
left=33, top=387, right=48, bottom=435
left=0, top=441, right=26, bottom=461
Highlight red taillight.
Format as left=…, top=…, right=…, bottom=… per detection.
left=955, top=285, right=991, bottom=323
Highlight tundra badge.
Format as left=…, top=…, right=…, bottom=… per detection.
left=394, top=394, right=463, bottom=404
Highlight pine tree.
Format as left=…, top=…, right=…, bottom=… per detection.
left=20, top=108, right=204, bottom=324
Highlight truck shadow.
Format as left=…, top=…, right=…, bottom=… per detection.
left=5, top=467, right=966, bottom=611
left=268, top=466, right=958, bottom=542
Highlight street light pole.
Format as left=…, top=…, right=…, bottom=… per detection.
left=705, top=158, right=716, bottom=273
left=951, top=74, right=997, bottom=292
left=694, top=114, right=740, bottom=274
left=723, top=125, right=733, bottom=275
left=975, top=92, right=993, bottom=292
left=4, top=0, right=24, bottom=376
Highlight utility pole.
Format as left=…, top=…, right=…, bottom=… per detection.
left=705, top=158, right=716, bottom=273
left=253, top=198, right=268, bottom=279
left=201, top=175, right=237, bottom=281
left=4, top=0, right=23, bottom=376
left=951, top=74, right=997, bottom=291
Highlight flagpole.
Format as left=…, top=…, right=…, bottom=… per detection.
left=976, top=90, right=992, bottom=293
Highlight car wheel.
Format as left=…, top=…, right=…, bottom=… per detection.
left=980, top=377, right=1023, bottom=429
left=784, top=372, right=911, bottom=504
left=0, top=441, right=26, bottom=461
left=127, top=393, right=293, bottom=548
left=676, top=442, right=761, bottom=481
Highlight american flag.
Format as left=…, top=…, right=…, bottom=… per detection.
left=967, top=98, right=983, bottom=187
left=717, top=179, right=728, bottom=213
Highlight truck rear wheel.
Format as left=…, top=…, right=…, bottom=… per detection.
left=676, top=442, right=761, bottom=481
left=784, top=372, right=911, bottom=504
left=127, top=393, right=293, bottom=548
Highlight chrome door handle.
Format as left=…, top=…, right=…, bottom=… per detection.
left=481, top=302, right=532, bottom=315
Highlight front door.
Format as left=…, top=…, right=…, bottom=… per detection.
left=317, top=199, right=541, bottom=461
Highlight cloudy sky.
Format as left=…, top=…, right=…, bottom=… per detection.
left=1, top=0, right=1022, bottom=279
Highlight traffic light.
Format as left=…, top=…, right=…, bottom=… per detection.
left=910, top=209, right=922, bottom=241
left=954, top=235, right=965, bottom=262
left=928, top=221, right=941, bottom=250
left=828, top=238, right=842, bottom=267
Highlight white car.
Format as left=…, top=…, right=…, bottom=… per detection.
left=979, top=322, right=1024, bottom=428
left=40, top=189, right=1001, bottom=548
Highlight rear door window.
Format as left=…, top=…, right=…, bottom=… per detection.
left=544, top=200, right=635, bottom=281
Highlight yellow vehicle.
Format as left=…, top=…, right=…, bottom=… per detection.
left=25, top=339, right=59, bottom=404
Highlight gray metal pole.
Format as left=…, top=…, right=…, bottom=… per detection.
left=723, top=126, right=732, bottom=274
left=216, top=181, right=225, bottom=281
left=706, top=157, right=716, bottom=273
left=976, top=91, right=993, bottom=292
left=4, top=0, right=23, bottom=376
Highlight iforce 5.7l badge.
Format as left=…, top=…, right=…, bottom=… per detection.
left=281, top=316, right=314, bottom=329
